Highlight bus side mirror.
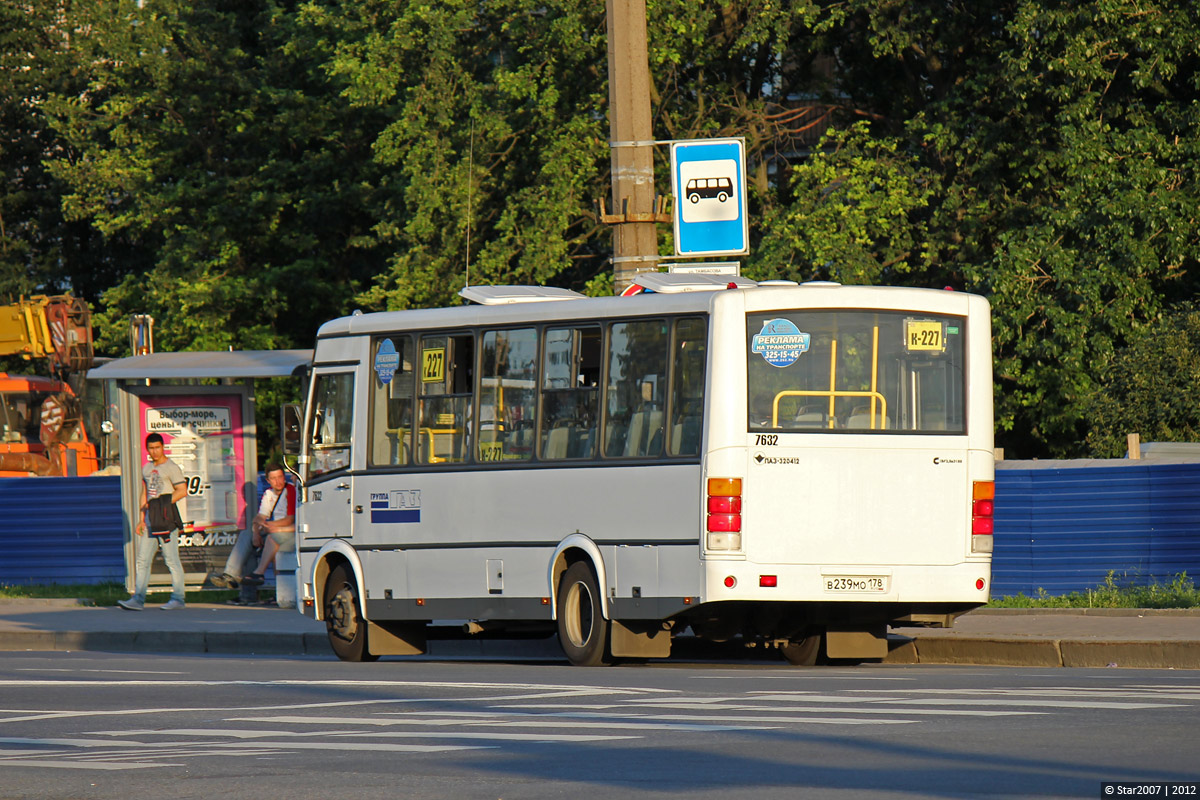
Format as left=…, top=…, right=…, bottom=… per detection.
left=281, top=404, right=302, bottom=455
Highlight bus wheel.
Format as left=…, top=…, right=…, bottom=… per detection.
left=781, top=634, right=821, bottom=666
left=557, top=562, right=612, bottom=666
left=324, top=564, right=379, bottom=662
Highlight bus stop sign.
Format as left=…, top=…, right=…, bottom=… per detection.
left=671, top=138, right=749, bottom=258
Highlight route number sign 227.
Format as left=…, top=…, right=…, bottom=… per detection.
left=904, top=320, right=946, bottom=353
left=421, top=348, right=446, bottom=383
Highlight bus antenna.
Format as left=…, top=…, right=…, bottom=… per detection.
left=464, top=118, right=474, bottom=290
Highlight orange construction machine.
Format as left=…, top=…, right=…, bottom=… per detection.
left=0, top=295, right=98, bottom=476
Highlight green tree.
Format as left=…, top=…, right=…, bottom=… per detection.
left=19, top=0, right=1200, bottom=463
left=42, top=0, right=390, bottom=355
left=0, top=0, right=147, bottom=313
left=743, top=1, right=1200, bottom=456
left=305, top=0, right=613, bottom=312
left=1086, top=304, right=1200, bottom=457
left=751, top=122, right=937, bottom=285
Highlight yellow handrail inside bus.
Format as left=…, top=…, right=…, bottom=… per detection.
left=771, top=390, right=888, bottom=429
left=771, top=325, right=886, bottom=430
left=418, top=426, right=463, bottom=463
left=870, top=325, right=879, bottom=427
left=827, top=340, right=837, bottom=427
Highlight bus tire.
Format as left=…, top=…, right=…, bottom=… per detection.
left=781, top=634, right=821, bottom=666
left=557, top=562, right=612, bottom=667
left=324, top=564, right=379, bottom=662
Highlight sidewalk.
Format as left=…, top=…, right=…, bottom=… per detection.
left=0, top=599, right=1197, bottom=668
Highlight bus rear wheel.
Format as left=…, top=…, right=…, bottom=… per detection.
left=781, top=634, right=821, bottom=666
left=324, top=564, right=379, bottom=662
left=557, top=562, right=612, bottom=666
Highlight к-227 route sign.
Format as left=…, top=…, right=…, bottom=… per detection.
left=670, top=138, right=749, bottom=258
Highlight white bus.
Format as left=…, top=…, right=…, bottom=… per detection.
left=293, top=276, right=994, bottom=666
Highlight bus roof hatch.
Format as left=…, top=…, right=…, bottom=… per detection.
left=631, top=273, right=758, bottom=294
left=459, top=286, right=587, bottom=305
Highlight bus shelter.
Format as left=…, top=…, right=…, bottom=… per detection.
left=88, top=350, right=311, bottom=593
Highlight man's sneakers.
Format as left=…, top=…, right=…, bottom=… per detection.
left=241, top=573, right=266, bottom=587
left=118, top=597, right=185, bottom=610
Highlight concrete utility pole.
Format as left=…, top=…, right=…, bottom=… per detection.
left=605, top=0, right=660, bottom=293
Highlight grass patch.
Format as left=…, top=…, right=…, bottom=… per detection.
left=0, top=581, right=259, bottom=607
left=990, top=571, right=1200, bottom=609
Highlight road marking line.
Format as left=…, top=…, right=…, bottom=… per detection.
left=17, top=669, right=187, bottom=675
left=227, top=715, right=775, bottom=732
left=575, top=703, right=1038, bottom=717
left=93, top=728, right=639, bottom=743
left=0, top=759, right=167, bottom=771
left=883, top=698, right=1182, bottom=709
left=0, top=679, right=674, bottom=693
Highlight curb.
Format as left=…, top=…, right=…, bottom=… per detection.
left=0, top=630, right=318, bottom=656
left=884, top=636, right=1200, bottom=670
left=3, top=627, right=1198, bottom=669
left=971, top=607, right=1200, bottom=617
left=0, top=598, right=95, bottom=608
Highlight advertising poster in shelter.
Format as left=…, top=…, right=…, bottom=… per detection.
left=136, top=394, right=249, bottom=577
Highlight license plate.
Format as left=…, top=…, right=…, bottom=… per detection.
left=823, top=575, right=889, bottom=593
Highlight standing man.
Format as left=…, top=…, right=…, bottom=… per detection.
left=118, top=433, right=188, bottom=611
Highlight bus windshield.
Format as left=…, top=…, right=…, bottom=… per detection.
left=747, top=309, right=966, bottom=433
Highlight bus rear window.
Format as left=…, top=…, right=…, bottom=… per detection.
left=747, top=310, right=966, bottom=434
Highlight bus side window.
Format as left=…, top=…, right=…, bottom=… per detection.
left=308, top=372, right=354, bottom=479
left=369, top=335, right=414, bottom=466
left=604, top=320, right=668, bottom=458
left=669, top=317, right=707, bottom=456
left=418, top=333, right=474, bottom=464
left=540, top=326, right=600, bottom=460
left=479, top=328, right=537, bottom=463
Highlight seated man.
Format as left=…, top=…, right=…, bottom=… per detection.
left=239, top=463, right=296, bottom=588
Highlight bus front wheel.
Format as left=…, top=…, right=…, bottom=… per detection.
left=557, top=562, right=612, bottom=666
left=324, top=564, right=379, bottom=662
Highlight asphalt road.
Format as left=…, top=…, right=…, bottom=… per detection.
left=1, top=653, right=1198, bottom=799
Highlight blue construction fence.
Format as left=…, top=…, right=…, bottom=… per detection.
left=2, top=462, right=1199, bottom=594
left=0, top=472, right=283, bottom=586
left=992, top=459, right=1200, bottom=596
left=0, top=475, right=126, bottom=585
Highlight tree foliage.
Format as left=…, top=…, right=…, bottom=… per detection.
left=1086, top=304, right=1200, bottom=458
left=0, top=1, right=145, bottom=311
left=41, top=0, right=391, bottom=354
left=304, top=0, right=613, bottom=311
left=2, top=0, right=1198, bottom=458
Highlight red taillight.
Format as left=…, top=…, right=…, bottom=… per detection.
left=759, top=575, right=777, bottom=588
left=708, top=496, right=742, bottom=514
left=707, top=514, right=742, bottom=532
left=972, top=481, right=995, bottom=552
left=706, top=478, right=744, bottom=545
left=724, top=576, right=736, bottom=588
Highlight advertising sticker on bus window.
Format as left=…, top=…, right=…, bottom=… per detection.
left=751, top=318, right=810, bottom=368
left=374, top=338, right=400, bottom=385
